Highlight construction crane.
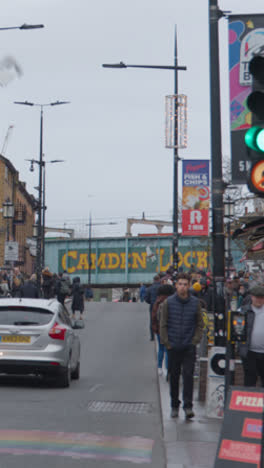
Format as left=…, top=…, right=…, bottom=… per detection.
left=1, top=124, right=14, bottom=156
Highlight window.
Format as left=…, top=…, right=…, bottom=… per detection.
left=0, top=307, right=54, bottom=326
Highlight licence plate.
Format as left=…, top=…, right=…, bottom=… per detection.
left=0, top=335, right=31, bottom=343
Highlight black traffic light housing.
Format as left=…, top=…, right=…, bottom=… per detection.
left=227, top=310, right=247, bottom=344
left=245, top=55, right=264, bottom=197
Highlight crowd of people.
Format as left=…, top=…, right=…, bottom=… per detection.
left=0, top=266, right=93, bottom=320
left=144, top=264, right=264, bottom=420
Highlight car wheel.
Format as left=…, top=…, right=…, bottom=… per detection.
left=58, top=361, right=71, bottom=388
left=71, top=361, right=80, bottom=380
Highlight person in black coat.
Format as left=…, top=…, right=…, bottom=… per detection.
left=20, top=274, right=39, bottom=298
left=239, top=285, right=264, bottom=387
left=71, top=277, right=84, bottom=320
left=145, top=274, right=161, bottom=341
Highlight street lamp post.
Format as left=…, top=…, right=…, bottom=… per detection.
left=102, top=32, right=186, bottom=278
left=0, top=24, right=44, bottom=31
left=3, top=199, right=15, bottom=281
left=26, top=157, right=65, bottom=270
left=86, top=215, right=117, bottom=285
left=14, top=100, right=70, bottom=293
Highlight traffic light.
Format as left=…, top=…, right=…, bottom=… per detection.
left=245, top=55, right=264, bottom=196
left=227, top=310, right=247, bottom=344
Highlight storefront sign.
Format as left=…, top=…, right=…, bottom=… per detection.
left=214, top=387, right=264, bottom=467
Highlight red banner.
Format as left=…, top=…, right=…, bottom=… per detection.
left=182, top=160, right=209, bottom=236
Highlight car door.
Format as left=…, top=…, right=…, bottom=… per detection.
left=60, top=307, right=79, bottom=369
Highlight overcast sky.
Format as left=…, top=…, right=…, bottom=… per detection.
left=1, top=0, right=263, bottom=238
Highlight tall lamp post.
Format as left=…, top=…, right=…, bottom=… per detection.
left=102, top=31, right=186, bottom=278
left=86, top=215, right=118, bottom=285
left=0, top=24, right=44, bottom=31
left=26, top=157, right=65, bottom=269
left=3, top=199, right=15, bottom=278
left=14, top=100, right=70, bottom=293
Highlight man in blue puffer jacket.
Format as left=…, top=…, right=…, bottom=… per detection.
left=160, top=272, right=204, bottom=419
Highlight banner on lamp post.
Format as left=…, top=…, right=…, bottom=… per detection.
left=181, top=160, right=210, bottom=236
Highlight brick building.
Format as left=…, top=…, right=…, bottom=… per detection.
left=0, top=155, right=36, bottom=274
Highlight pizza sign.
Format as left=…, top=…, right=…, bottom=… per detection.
left=214, top=387, right=264, bottom=468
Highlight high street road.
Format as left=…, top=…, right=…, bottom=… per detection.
left=0, top=301, right=165, bottom=467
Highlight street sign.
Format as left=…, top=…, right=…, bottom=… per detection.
left=4, top=241, right=18, bottom=262
left=214, top=386, right=264, bottom=467
left=26, top=237, right=36, bottom=257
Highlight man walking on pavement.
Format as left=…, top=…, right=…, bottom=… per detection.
left=239, top=285, right=264, bottom=387
left=145, top=274, right=161, bottom=341
left=160, top=272, right=204, bottom=419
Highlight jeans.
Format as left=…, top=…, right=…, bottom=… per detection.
left=168, top=345, right=196, bottom=409
left=156, top=334, right=168, bottom=369
left=242, top=351, right=264, bottom=387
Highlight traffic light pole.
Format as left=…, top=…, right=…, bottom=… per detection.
left=209, top=0, right=226, bottom=345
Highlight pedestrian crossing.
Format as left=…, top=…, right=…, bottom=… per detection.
left=0, top=429, right=154, bottom=463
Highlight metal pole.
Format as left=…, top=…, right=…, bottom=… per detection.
left=36, top=107, right=43, bottom=294
left=227, top=200, right=231, bottom=279
left=209, top=0, right=225, bottom=345
left=173, top=28, right=179, bottom=279
left=224, top=310, right=235, bottom=402
left=41, top=160, right=46, bottom=268
left=88, top=213, right=92, bottom=285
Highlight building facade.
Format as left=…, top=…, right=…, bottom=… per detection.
left=0, top=155, right=36, bottom=274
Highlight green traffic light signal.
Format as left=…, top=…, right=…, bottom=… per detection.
left=245, top=126, right=264, bottom=153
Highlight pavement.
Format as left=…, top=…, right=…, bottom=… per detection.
left=156, top=350, right=223, bottom=468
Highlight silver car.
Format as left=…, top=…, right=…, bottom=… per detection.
left=0, top=298, right=81, bottom=388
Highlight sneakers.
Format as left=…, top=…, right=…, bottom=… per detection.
left=170, top=407, right=179, bottom=418
left=184, top=408, right=195, bottom=419
left=158, top=368, right=163, bottom=376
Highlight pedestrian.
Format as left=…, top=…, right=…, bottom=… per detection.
left=159, top=272, right=204, bottom=419
left=41, top=267, right=54, bottom=299
left=237, top=282, right=250, bottom=308
left=224, top=278, right=238, bottom=310
left=145, top=275, right=161, bottom=341
left=0, top=274, right=10, bottom=297
left=71, top=277, right=84, bottom=320
left=11, top=267, right=24, bottom=297
left=20, top=274, right=39, bottom=298
left=239, top=285, right=264, bottom=387
left=139, top=283, right=146, bottom=302
left=55, top=272, right=71, bottom=305
left=152, top=283, right=175, bottom=377
left=121, top=288, right=131, bottom=302
left=85, top=286, right=93, bottom=301
left=197, top=278, right=213, bottom=312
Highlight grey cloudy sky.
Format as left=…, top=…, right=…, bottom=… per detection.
left=1, top=0, right=263, bottom=237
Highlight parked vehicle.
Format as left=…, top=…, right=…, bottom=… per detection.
left=0, top=298, right=82, bottom=388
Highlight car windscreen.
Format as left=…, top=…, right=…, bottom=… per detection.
left=0, top=307, right=54, bottom=326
